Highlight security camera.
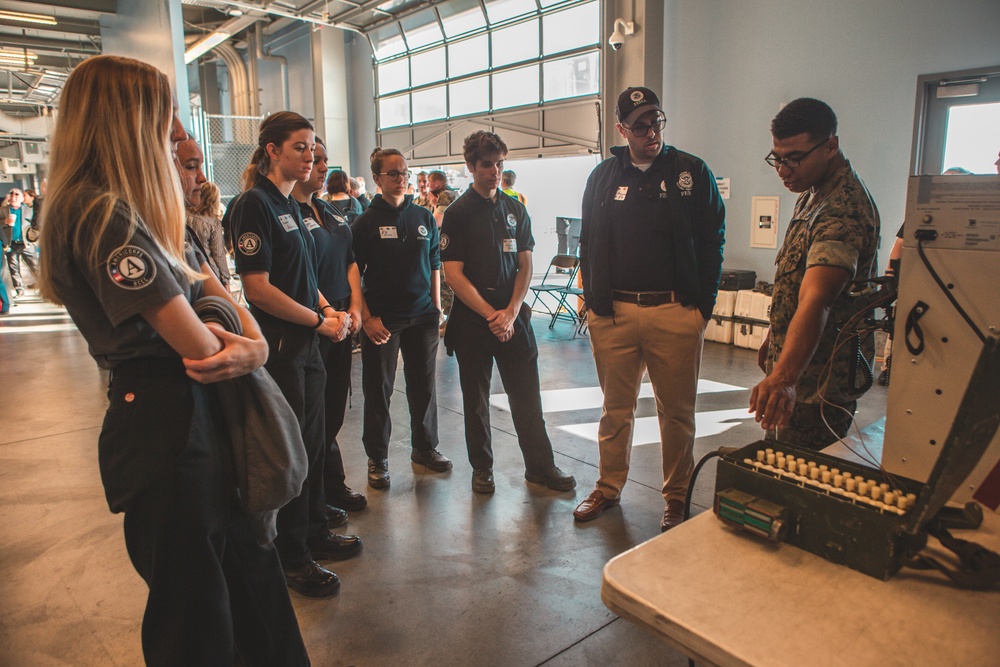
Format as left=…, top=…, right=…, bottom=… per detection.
left=609, top=19, right=634, bottom=52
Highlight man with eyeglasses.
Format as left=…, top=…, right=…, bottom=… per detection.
left=574, top=86, right=725, bottom=532
left=749, top=97, right=879, bottom=450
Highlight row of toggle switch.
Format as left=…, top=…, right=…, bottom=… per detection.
left=746, top=449, right=917, bottom=515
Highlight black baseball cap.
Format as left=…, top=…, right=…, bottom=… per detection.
left=615, top=86, right=663, bottom=125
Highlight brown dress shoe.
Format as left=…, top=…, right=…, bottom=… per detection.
left=573, top=489, right=620, bottom=522
left=660, top=499, right=686, bottom=532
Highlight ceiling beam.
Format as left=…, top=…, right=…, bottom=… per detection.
left=0, top=33, right=99, bottom=53
left=0, top=18, right=101, bottom=36
left=16, top=0, right=117, bottom=13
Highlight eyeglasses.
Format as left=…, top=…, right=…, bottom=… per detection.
left=377, top=170, right=410, bottom=181
left=624, top=114, right=666, bottom=137
left=764, top=139, right=829, bottom=169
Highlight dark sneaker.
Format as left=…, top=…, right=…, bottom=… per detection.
left=472, top=469, right=495, bottom=494
left=411, top=448, right=453, bottom=472
left=525, top=466, right=576, bottom=492
left=368, top=458, right=390, bottom=489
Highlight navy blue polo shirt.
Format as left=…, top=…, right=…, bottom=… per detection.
left=351, top=194, right=439, bottom=324
left=224, top=177, right=319, bottom=325
left=607, top=151, right=678, bottom=291
left=440, top=188, right=534, bottom=310
left=298, top=196, right=355, bottom=305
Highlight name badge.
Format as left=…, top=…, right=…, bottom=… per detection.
left=379, top=226, right=398, bottom=239
left=278, top=214, right=298, bottom=232
left=303, top=217, right=321, bottom=231
left=614, top=186, right=628, bottom=201
left=502, top=238, right=517, bottom=253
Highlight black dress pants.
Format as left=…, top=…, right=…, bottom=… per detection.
left=259, top=321, right=328, bottom=569
left=318, top=332, right=352, bottom=496
left=360, top=315, right=439, bottom=460
left=110, top=360, right=308, bottom=667
left=450, top=305, right=556, bottom=473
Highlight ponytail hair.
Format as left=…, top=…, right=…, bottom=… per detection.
left=369, top=146, right=404, bottom=176
left=241, top=111, right=314, bottom=191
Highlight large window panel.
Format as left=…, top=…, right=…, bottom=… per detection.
left=379, top=94, right=410, bottom=128
left=449, top=76, right=490, bottom=117
left=542, top=51, right=599, bottom=102
left=411, top=48, right=446, bottom=87
left=542, top=2, right=599, bottom=55
left=400, top=9, right=444, bottom=50
left=493, top=65, right=539, bottom=110
left=448, top=35, right=489, bottom=78
left=378, top=58, right=409, bottom=95
left=412, top=85, right=448, bottom=124
left=491, top=20, right=539, bottom=68
left=438, top=0, right=486, bottom=38
left=484, top=0, right=537, bottom=24
left=370, top=23, right=407, bottom=61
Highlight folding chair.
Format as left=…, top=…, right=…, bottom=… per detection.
left=528, top=254, right=579, bottom=324
left=550, top=281, right=587, bottom=336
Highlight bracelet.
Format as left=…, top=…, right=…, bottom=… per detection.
left=312, top=310, right=324, bottom=330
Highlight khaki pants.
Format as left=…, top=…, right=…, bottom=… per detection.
left=588, top=301, right=707, bottom=502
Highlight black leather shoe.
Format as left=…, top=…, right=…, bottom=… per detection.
left=368, top=458, right=390, bottom=489
left=309, top=532, right=363, bottom=561
left=472, top=469, right=495, bottom=494
left=325, top=505, right=348, bottom=528
left=525, top=466, right=577, bottom=492
left=328, top=487, right=368, bottom=512
left=284, top=561, right=340, bottom=598
left=411, top=448, right=453, bottom=472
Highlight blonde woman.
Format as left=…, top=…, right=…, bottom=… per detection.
left=37, top=55, right=307, bottom=666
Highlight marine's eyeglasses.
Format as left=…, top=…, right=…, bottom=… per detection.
left=764, top=138, right=829, bottom=170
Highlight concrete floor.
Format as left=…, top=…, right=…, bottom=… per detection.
left=0, top=295, right=889, bottom=666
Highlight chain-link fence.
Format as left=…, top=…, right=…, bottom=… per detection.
left=193, top=111, right=261, bottom=205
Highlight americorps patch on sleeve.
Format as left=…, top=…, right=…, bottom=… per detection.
left=440, top=233, right=450, bottom=250
left=106, top=245, right=157, bottom=290
left=238, top=232, right=262, bottom=256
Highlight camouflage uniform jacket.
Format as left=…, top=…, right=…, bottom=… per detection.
left=768, top=160, right=880, bottom=405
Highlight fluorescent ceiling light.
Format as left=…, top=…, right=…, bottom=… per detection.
left=184, top=31, right=231, bottom=64
left=0, top=50, right=38, bottom=65
left=0, top=10, right=57, bottom=25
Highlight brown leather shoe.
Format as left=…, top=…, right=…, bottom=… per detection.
left=573, top=489, right=620, bottom=522
left=660, top=499, right=686, bottom=532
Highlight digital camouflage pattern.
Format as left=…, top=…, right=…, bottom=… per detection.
left=768, top=161, right=880, bottom=406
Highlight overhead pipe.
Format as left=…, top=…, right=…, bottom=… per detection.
left=254, top=22, right=288, bottom=112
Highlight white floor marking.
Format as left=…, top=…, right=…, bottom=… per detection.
left=489, top=379, right=745, bottom=413
left=556, top=408, right=755, bottom=445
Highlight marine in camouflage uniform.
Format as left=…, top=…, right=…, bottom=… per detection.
left=751, top=98, right=879, bottom=450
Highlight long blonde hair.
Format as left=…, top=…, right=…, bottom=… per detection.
left=194, top=181, right=222, bottom=219
left=38, top=55, right=194, bottom=303
left=241, top=111, right=314, bottom=192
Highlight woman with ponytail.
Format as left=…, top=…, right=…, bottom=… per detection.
left=223, top=111, right=362, bottom=598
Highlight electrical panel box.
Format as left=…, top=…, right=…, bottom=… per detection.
left=1, top=157, right=36, bottom=175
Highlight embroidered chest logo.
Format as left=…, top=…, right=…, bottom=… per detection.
left=614, top=186, right=628, bottom=201
left=417, top=225, right=429, bottom=238
left=238, top=232, right=261, bottom=256
left=107, top=245, right=156, bottom=290
left=332, top=214, right=347, bottom=226
left=506, top=213, right=517, bottom=229
left=677, top=171, right=693, bottom=196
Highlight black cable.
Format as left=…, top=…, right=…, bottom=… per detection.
left=916, top=239, right=986, bottom=344
left=683, top=447, right=739, bottom=521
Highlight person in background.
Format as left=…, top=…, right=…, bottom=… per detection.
left=226, top=111, right=362, bottom=599
left=501, top=170, right=527, bottom=205
left=325, top=170, right=365, bottom=226
left=352, top=147, right=451, bottom=490
left=1, top=188, right=38, bottom=296
left=441, top=130, right=576, bottom=495
left=415, top=170, right=432, bottom=210
left=349, top=176, right=370, bottom=211
left=175, top=135, right=230, bottom=288
left=750, top=97, right=879, bottom=449
left=37, top=54, right=308, bottom=665
left=291, top=137, right=368, bottom=514
left=574, top=86, right=725, bottom=532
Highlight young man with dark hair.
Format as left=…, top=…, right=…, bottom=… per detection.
left=575, top=86, right=725, bottom=531
left=1, top=188, right=38, bottom=296
left=750, top=97, right=880, bottom=449
left=440, top=130, right=575, bottom=495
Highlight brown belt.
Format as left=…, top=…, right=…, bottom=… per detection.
left=612, top=290, right=678, bottom=307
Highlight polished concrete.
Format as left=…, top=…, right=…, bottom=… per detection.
left=0, top=295, right=889, bottom=666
